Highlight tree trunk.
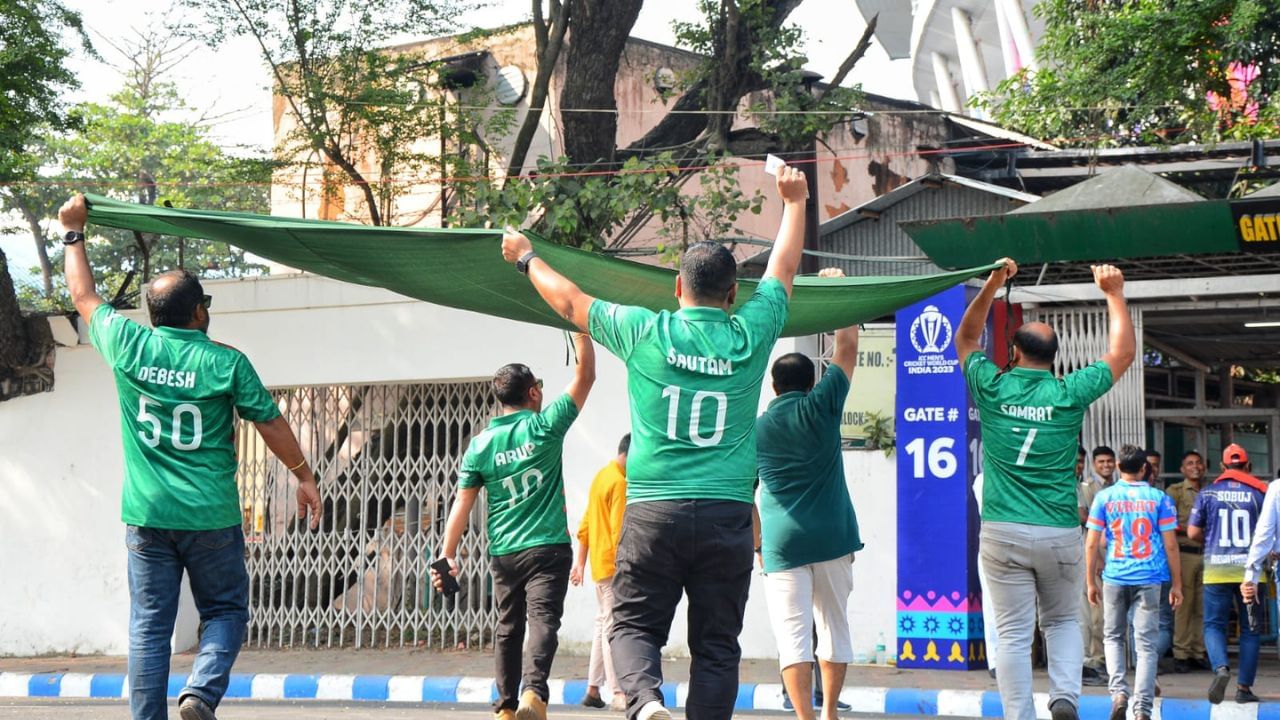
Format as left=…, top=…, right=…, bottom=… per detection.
left=0, top=249, right=32, bottom=371
left=506, top=0, right=571, bottom=180
left=560, top=0, right=644, bottom=165
left=14, top=195, right=54, bottom=298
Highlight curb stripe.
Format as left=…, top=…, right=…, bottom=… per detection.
left=0, top=671, right=1270, bottom=717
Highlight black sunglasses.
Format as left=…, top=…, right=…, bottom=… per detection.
left=201, top=294, right=212, bottom=309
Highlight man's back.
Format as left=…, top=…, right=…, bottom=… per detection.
left=588, top=278, right=788, bottom=504
left=89, top=304, right=280, bottom=530
left=755, top=364, right=861, bottom=572
left=580, top=460, right=627, bottom=580
left=963, top=352, right=1113, bottom=528
left=1192, top=474, right=1266, bottom=584
left=1087, top=481, right=1177, bottom=585
left=458, top=394, right=578, bottom=556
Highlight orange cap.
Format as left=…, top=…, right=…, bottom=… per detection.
left=1223, top=443, right=1250, bottom=465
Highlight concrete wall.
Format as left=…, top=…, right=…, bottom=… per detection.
left=0, top=273, right=897, bottom=659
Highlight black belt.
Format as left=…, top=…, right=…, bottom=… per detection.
left=1179, top=546, right=1202, bottom=555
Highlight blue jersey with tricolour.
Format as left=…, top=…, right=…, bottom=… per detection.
left=1087, top=480, right=1178, bottom=586
left=1190, top=474, right=1266, bottom=584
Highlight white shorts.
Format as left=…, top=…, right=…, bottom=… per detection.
left=763, top=553, right=855, bottom=669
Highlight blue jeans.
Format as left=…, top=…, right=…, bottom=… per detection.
left=1203, top=583, right=1259, bottom=687
left=1127, top=581, right=1173, bottom=663
left=126, top=525, right=249, bottom=720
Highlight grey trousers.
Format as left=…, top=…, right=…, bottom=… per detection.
left=981, top=522, right=1085, bottom=720
left=1104, top=583, right=1160, bottom=716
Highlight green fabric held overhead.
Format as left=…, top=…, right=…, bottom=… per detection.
left=83, top=193, right=998, bottom=337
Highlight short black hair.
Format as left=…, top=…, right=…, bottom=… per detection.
left=1013, top=325, right=1059, bottom=364
left=1181, top=450, right=1203, bottom=462
left=1118, top=444, right=1147, bottom=474
left=680, top=242, right=737, bottom=302
left=146, top=270, right=205, bottom=328
left=1077, top=445, right=1087, bottom=458
left=771, top=353, right=815, bottom=394
left=1093, top=445, right=1115, bottom=460
left=1226, top=461, right=1250, bottom=471
left=618, top=433, right=631, bottom=456
left=493, top=363, right=537, bottom=407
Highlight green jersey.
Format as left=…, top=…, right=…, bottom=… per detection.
left=458, top=393, right=579, bottom=556
left=88, top=304, right=280, bottom=530
left=963, top=351, right=1113, bottom=528
left=588, top=278, right=789, bottom=504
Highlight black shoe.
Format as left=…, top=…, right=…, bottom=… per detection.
left=1135, top=714, right=1151, bottom=720
left=1082, top=667, right=1107, bottom=687
left=1174, top=659, right=1192, bottom=674
left=1157, top=656, right=1175, bottom=675
left=1192, top=657, right=1213, bottom=672
left=1109, top=694, right=1128, bottom=720
left=582, top=693, right=606, bottom=708
left=1209, top=667, right=1231, bottom=704
left=1050, top=698, right=1079, bottom=720
left=1237, top=688, right=1260, bottom=704
left=179, top=695, right=216, bottom=720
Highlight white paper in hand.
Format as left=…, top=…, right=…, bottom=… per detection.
left=764, top=154, right=785, bottom=176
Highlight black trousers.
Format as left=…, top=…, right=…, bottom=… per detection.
left=490, top=543, right=572, bottom=711
left=609, top=500, right=754, bottom=720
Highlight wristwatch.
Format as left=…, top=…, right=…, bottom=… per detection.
left=63, top=230, right=86, bottom=245
left=516, top=250, right=538, bottom=275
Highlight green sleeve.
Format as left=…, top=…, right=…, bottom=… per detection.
left=805, top=363, right=850, bottom=418
left=962, top=351, right=998, bottom=402
left=457, top=444, right=484, bottom=489
left=88, top=304, right=147, bottom=369
left=588, top=299, right=655, bottom=362
left=231, top=354, right=282, bottom=423
left=534, top=393, right=580, bottom=438
left=1064, top=361, right=1114, bottom=407
left=733, top=277, right=789, bottom=342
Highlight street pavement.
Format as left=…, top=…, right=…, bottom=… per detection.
left=0, top=699, right=906, bottom=719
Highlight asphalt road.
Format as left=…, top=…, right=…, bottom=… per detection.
left=0, top=700, right=930, bottom=719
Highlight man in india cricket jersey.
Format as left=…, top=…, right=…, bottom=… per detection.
left=1188, top=443, right=1268, bottom=705
left=1085, top=445, right=1183, bottom=720
left=431, top=333, right=596, bottom=720
left=58, top=195, right=323, bottom=720
left=956, top=258, right=1135, bottom=720
left=500, top=165, right=811, bottom=720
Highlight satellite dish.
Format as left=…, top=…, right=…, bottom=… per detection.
left=496, top=66, right=527, bottom=105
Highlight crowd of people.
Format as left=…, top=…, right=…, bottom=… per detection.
left=57, top=154, right=1277, bottom=720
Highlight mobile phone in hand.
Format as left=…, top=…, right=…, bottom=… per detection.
left=431, top=557, right=460, bottom=596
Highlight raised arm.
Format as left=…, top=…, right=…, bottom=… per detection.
left=1094, top=265, right=1135, bottom=383
left=502, top=231, right=595, bottom=332
left=818, top=268, right=860, bottom=378
left=254, top=416, right=323, bottom=529
left=567, top=332, right=596, bottom=410
left=956, top=258, right=1016, bottom=365
left=58, top=194, right=105, bottom=326
left=761, top=166, right=811, bottom=298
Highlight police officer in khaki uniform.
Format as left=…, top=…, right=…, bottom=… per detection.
left=1166, top=450, right=1208, bottom=672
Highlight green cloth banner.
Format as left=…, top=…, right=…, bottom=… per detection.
left=84, top=193, right=997, bottom=337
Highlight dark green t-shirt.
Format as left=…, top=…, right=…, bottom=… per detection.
left=587, top=278, right=789, bottom=504
left=458, top=393, right=578, bottom=556
left=756, top=364, right=864, bottom=572
left=89, top=304, right=281, bottom=530
left=963, top=352, right=1114, bottom=528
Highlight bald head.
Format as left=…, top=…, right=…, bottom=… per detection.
left=146, top=269, right=207, bottom=329
left=1012, top=321, right=1058, bottom=367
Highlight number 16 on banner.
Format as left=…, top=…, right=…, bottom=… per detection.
left=905, top=438, right=958, bottom=479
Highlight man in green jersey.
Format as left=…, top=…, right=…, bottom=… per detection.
left=500, top=166, right=810, bottom=720
left=58, top=195, right=322, bottom=720
left=957, top=258, right=1134, bottom=720
left=431, top=333, right=595, bottom=720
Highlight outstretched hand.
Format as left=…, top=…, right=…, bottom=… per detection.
left=776, top=165, right=809, bottom=204
left=501, top=228, right=533, bottom=264
left=1092, top=264, right=1124, bottom=296
left=59, top=194, right=88, bottom=232
left=990, top=257, right=1018, bottom=284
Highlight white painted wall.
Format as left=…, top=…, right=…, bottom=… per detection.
left=0, top=273, right=898, bottom=659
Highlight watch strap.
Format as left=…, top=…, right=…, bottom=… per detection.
left=517, top=250, right=538, bottom=274
left=63, top=231, right=86, bottom=245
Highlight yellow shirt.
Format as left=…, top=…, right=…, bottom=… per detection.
left=577, top=460, right=627, bottom=581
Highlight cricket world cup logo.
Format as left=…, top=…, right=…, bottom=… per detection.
left=910, top=305, right=953, bottom=354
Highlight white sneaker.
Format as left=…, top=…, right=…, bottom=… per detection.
left=637, top=700, right=672, bottom=720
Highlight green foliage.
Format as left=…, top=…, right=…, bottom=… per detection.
left=0, top=0, right=90, bottom=180
left=7, top=80, right=271, bottom=310
left=978, top=0, right=1280, bottom=146
left=454, top=152, right=762, bottom=257
left=180, top=0, right=500, bottom=226
left=861, top=410, right=895, bottom=456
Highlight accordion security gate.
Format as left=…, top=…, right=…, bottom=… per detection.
left=236, top=381, right=500, bottom=649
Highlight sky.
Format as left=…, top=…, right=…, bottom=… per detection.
left=3, top=0, right=914, bottom=278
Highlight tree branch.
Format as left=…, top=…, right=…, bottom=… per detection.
left=506, top=0, right=571, bottom=180
left=821, top=13, right=876, bottom=99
